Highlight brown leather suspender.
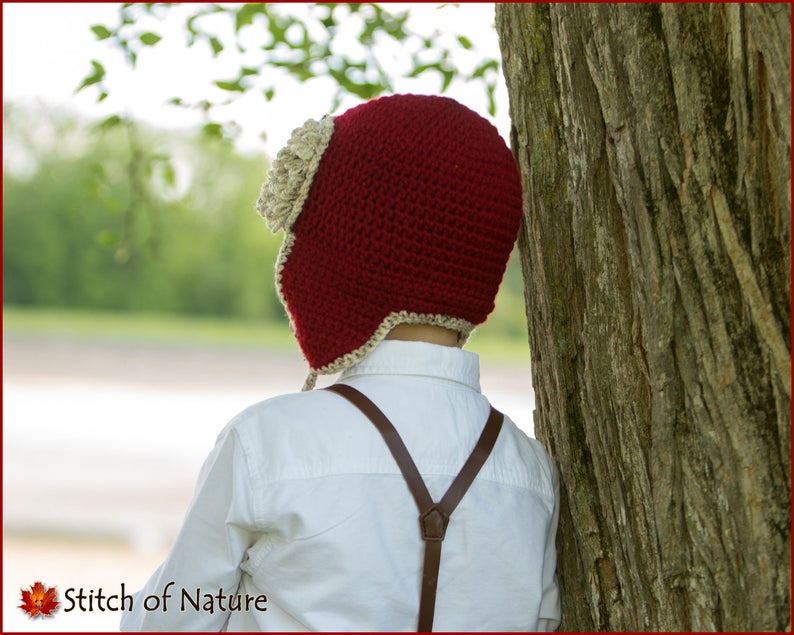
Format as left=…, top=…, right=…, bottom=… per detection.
left=324, top=383, right=504, bottom=632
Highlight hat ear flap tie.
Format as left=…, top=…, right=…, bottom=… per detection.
left=301, top=370, right=319, bottom=392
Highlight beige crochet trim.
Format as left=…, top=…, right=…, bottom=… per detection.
left=256, top=115, right=335, bottom=233
left=273, top=230, right=298, bottom=337
left=300, top=311, right=475, bottom=391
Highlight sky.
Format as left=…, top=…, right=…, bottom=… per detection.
left=3, top=3, right=510, bottom=159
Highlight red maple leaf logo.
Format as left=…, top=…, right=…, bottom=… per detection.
left=19, top=581, right=60, bottom=618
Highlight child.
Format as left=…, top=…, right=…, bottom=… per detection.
left=120, top=94, right=560, bottom=631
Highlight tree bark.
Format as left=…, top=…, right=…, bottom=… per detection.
left=496, top=4, right=790, bottom=631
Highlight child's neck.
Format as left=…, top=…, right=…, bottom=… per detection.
left=385, top=324, right=459, bottom=347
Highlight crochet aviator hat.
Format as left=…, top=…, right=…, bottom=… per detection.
left=257, top=94, right=523, bottom=389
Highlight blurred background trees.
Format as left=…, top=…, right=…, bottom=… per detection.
left=4, top=103, right=282, bottom=321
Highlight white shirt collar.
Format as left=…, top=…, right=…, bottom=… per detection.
left=339, top=339, right=481, bottom=392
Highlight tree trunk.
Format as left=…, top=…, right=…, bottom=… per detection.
left=495, top=4, right=790, bottom=631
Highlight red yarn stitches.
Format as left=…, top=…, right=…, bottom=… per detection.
left=275, top=94, right=523, bottom=374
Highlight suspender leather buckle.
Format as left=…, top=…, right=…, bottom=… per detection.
left=420, top=506, right=450, bottom=542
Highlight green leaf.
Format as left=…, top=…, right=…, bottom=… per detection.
left=91, top=24, right=112, bottom=40
left=240, top=66, right=258, bottom=77
left=139, top=32, right=162, bottom=46
left=97, top=114, right=123, bottom=130
left=235, top=10, right=253, bottom=32
left=440, top=69, right=455, bottom=92
left=97, top=91, right=109, bottom=103
left=202, top=122, right=224, bottom=139
left=471, top=59, right=499, bottom=80
left=486, top=82, right=496, bottom=117
left=320, top=12, right=335, bottom=29
left=214, top=79, right=245, bottom=92
left=408, top=62, right=441, bottom=78
left=209, top=36, right=223, bottom=56
left=235, top=3, right=266, bottom=32
left=76, top=60, right=106, bottom=92
left=457, top=35, right=473, bottom=50
left=263, top=88, right=275, bottom=101
left=90, top=59, right=105, bottom=77
left=186, top=15, right=199, bottom=44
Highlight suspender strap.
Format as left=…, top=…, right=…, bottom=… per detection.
left=324, top=383, right=504, bottom=632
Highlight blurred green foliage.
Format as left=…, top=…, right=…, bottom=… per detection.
left=3, top=103, right=283, bottom=320
left=3, top=104, right=528, bottom=343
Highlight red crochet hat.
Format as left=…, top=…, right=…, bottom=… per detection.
left=257, top=94, right=523, bottom=389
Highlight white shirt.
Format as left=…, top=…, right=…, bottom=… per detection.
left=120, top=340, right=560, bottom=632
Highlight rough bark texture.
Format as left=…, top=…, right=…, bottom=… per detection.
left=496, top=4, right=790, bottom=631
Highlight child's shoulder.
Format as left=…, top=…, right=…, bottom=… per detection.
left=219, top=388, right=380, bottom=458
left=486, top=416, right=557, bottom=500
left=214, top=390, right=362, bottom=481
left=226, top=388, right=344, bottom=434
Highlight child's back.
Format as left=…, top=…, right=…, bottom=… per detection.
left=121, top=94, right=560, bottom=632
